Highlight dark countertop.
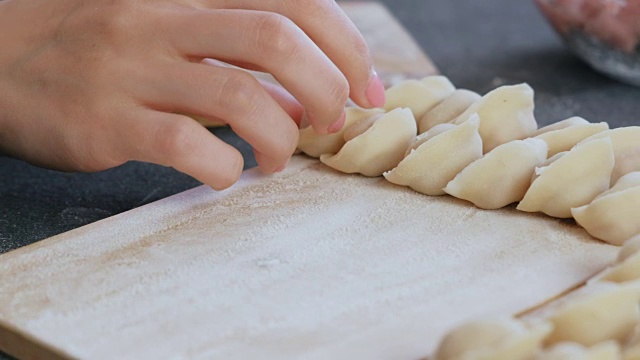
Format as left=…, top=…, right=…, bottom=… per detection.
left=1, top=0, right=639, bottom=357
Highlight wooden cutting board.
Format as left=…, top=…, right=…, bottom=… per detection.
left=0, top=3, right=617, bottom=360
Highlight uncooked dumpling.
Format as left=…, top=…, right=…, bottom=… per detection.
left=452, top=83, right=538, bottom=153
left=444, top=138, right=548, bottom=209
left=623, top=324, right=640, bottom=360
left=534, top=122, right=609, bottom=157
left=320, top=108, right=416, bottom=177
left=578, top=127, right=640, bottom=183
left=404, top=123, right=457, bottom=156
left=384, top=115, right=482, bottom=195
left=434, top=317, right=552, bottom=360
left=297, top=108, right=384, bottom=158
left=535, top=341, right=621, bottom=360
left=540, top=281, right=640, bottom=346
left=383, top=76, right=456, bottom=121
left=571, top=172, right=640, bottom=245
left=418, top=89, right=481, bottom=134
left=517, top=138, right=615, bottom=218
left=596, top=234, right=640, bottom=283
left=533, top=117, right=591, bottom=136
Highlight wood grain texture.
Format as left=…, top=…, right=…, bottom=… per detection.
left=0, top=156, right=617, bottom=359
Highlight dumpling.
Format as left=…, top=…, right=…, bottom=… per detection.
left=434, top=317, right=552, bottom=360
left=384, top=115, right=482, bottom=195
left=403, top=123, right=458, bottom=157
left=418, top=89, right=481, bottom=134
left=577, top=127, right=640, bottom=183
left=320, top=108, right=416, bottom=177
left=452, top=83, right=538, bottom=153
left=383, top=76, right=456, bottom=121
left=534, top=122, right=609, bottom=157
left=571, top=172, right=640, bottom=245
left=517, top=138, right=615, bottom=218
left=444, top=138, right=548, bottom=209
left=623, top=324, right=640, bottom=360
left=534, top=341, right=621, bottom=360
left=297, top=107, right=384, bottom=158
left=596, top=234, right=640, bottom=283
left=540, top=281, right=640, bottom=346
left=533, top=117, right=591, bottom=136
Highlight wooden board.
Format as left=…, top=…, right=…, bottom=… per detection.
left=0, top=3, right=617, bottom=359
left=0, top=157, right=617, bottom=359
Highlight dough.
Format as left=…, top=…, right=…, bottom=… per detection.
left=384, top=115, right=482, bottom=195
left=595, top=234, right=640, bottom=283
left=434, top=317, right=552, bottom=360
left=534, top=122, right=609, bottom=157
left=297, top=108, right=384, bottom=158
left=452, top=83, right=538, bottom=153
left=535, top=341, right=621, bottom=360
left=533, top=117, right=591, bottom=136
left=418, top=89, right=481, bottom=134
left=320, top=108, right=416, bottom=177
left=541, top=281, right=640, bottom=346
left=517, top=138, right=615, bottom=218
left=623, top=324, right=640, bottom=360
left=404, top=123, right=457, bottom=156
left=383, top=76, right=456, bottom=121
left=577, top=127, right=640, bottom=183
left=444, top=138, right=548, bottom=209
left=571, top=172, right=640, bottom=245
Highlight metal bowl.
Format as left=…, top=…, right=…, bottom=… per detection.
left=535, top=0, right=640, bottom=86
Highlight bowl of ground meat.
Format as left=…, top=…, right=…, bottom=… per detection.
left=535, top=0, right=640, bottom=86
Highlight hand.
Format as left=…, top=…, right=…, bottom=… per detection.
left=0, top=0, right=385, bottom=189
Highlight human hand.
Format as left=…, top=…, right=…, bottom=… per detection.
left=0, top=0, right=385, bottom=189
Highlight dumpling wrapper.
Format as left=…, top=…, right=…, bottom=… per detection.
left=578, top=127, right=640, bottom=183
left=383, top=76, right=456, bottom=121
left=533, top=117, right=590, bottom=136
left=434, top=317, right=552, bottom=360
left=534, top=122, right=609, bottom=157
left=444, top=138, right=548, bottom=209
left=418, top=89, right=481, bottom=134
left=297, top=108, right=384, bottom=158
left=517, top=138, right=615, bottom=218
left=535, top=341, right=621, bottom=360
left=571, top=172, right=640, bottom=246
left=623, top=324, right=640, bottom=360
left=539, top=281, right=640, bottom=346
left=320, top=108, right=416, bottom=177
left=384, top=115, right=482, bottom=196
left=595, top=234, right=640, bottom=283
left=452, top=83, right=538, bottom=153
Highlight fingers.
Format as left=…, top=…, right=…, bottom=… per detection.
left=117, top=110, right=244, bottom=190
left=201, top=59, right=304, bottom=125
left=136, top=60, right=298, bottom=173
left=260, top=79, right=305, bottom=127
left=167, top=9, right=347, bottom=134
left=208, top=0, right=385, bottom=109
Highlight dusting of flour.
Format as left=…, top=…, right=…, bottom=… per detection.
left=0, top=156, right=617, bottom=360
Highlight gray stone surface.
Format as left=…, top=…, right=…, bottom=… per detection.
left=1, top=1, right=639, bottom=358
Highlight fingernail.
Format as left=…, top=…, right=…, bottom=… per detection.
left=275, top=158, right=290, bottom=173
left=300, top=112, right=310, bottom=129
left=327, top=111, right=346, bottom=134
left=365, top=71, right=386, bottom=108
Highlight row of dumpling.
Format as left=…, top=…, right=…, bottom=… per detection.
left=296, top=76, right=640, bottom=246
left=433, top=234, right=640, bottom=360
